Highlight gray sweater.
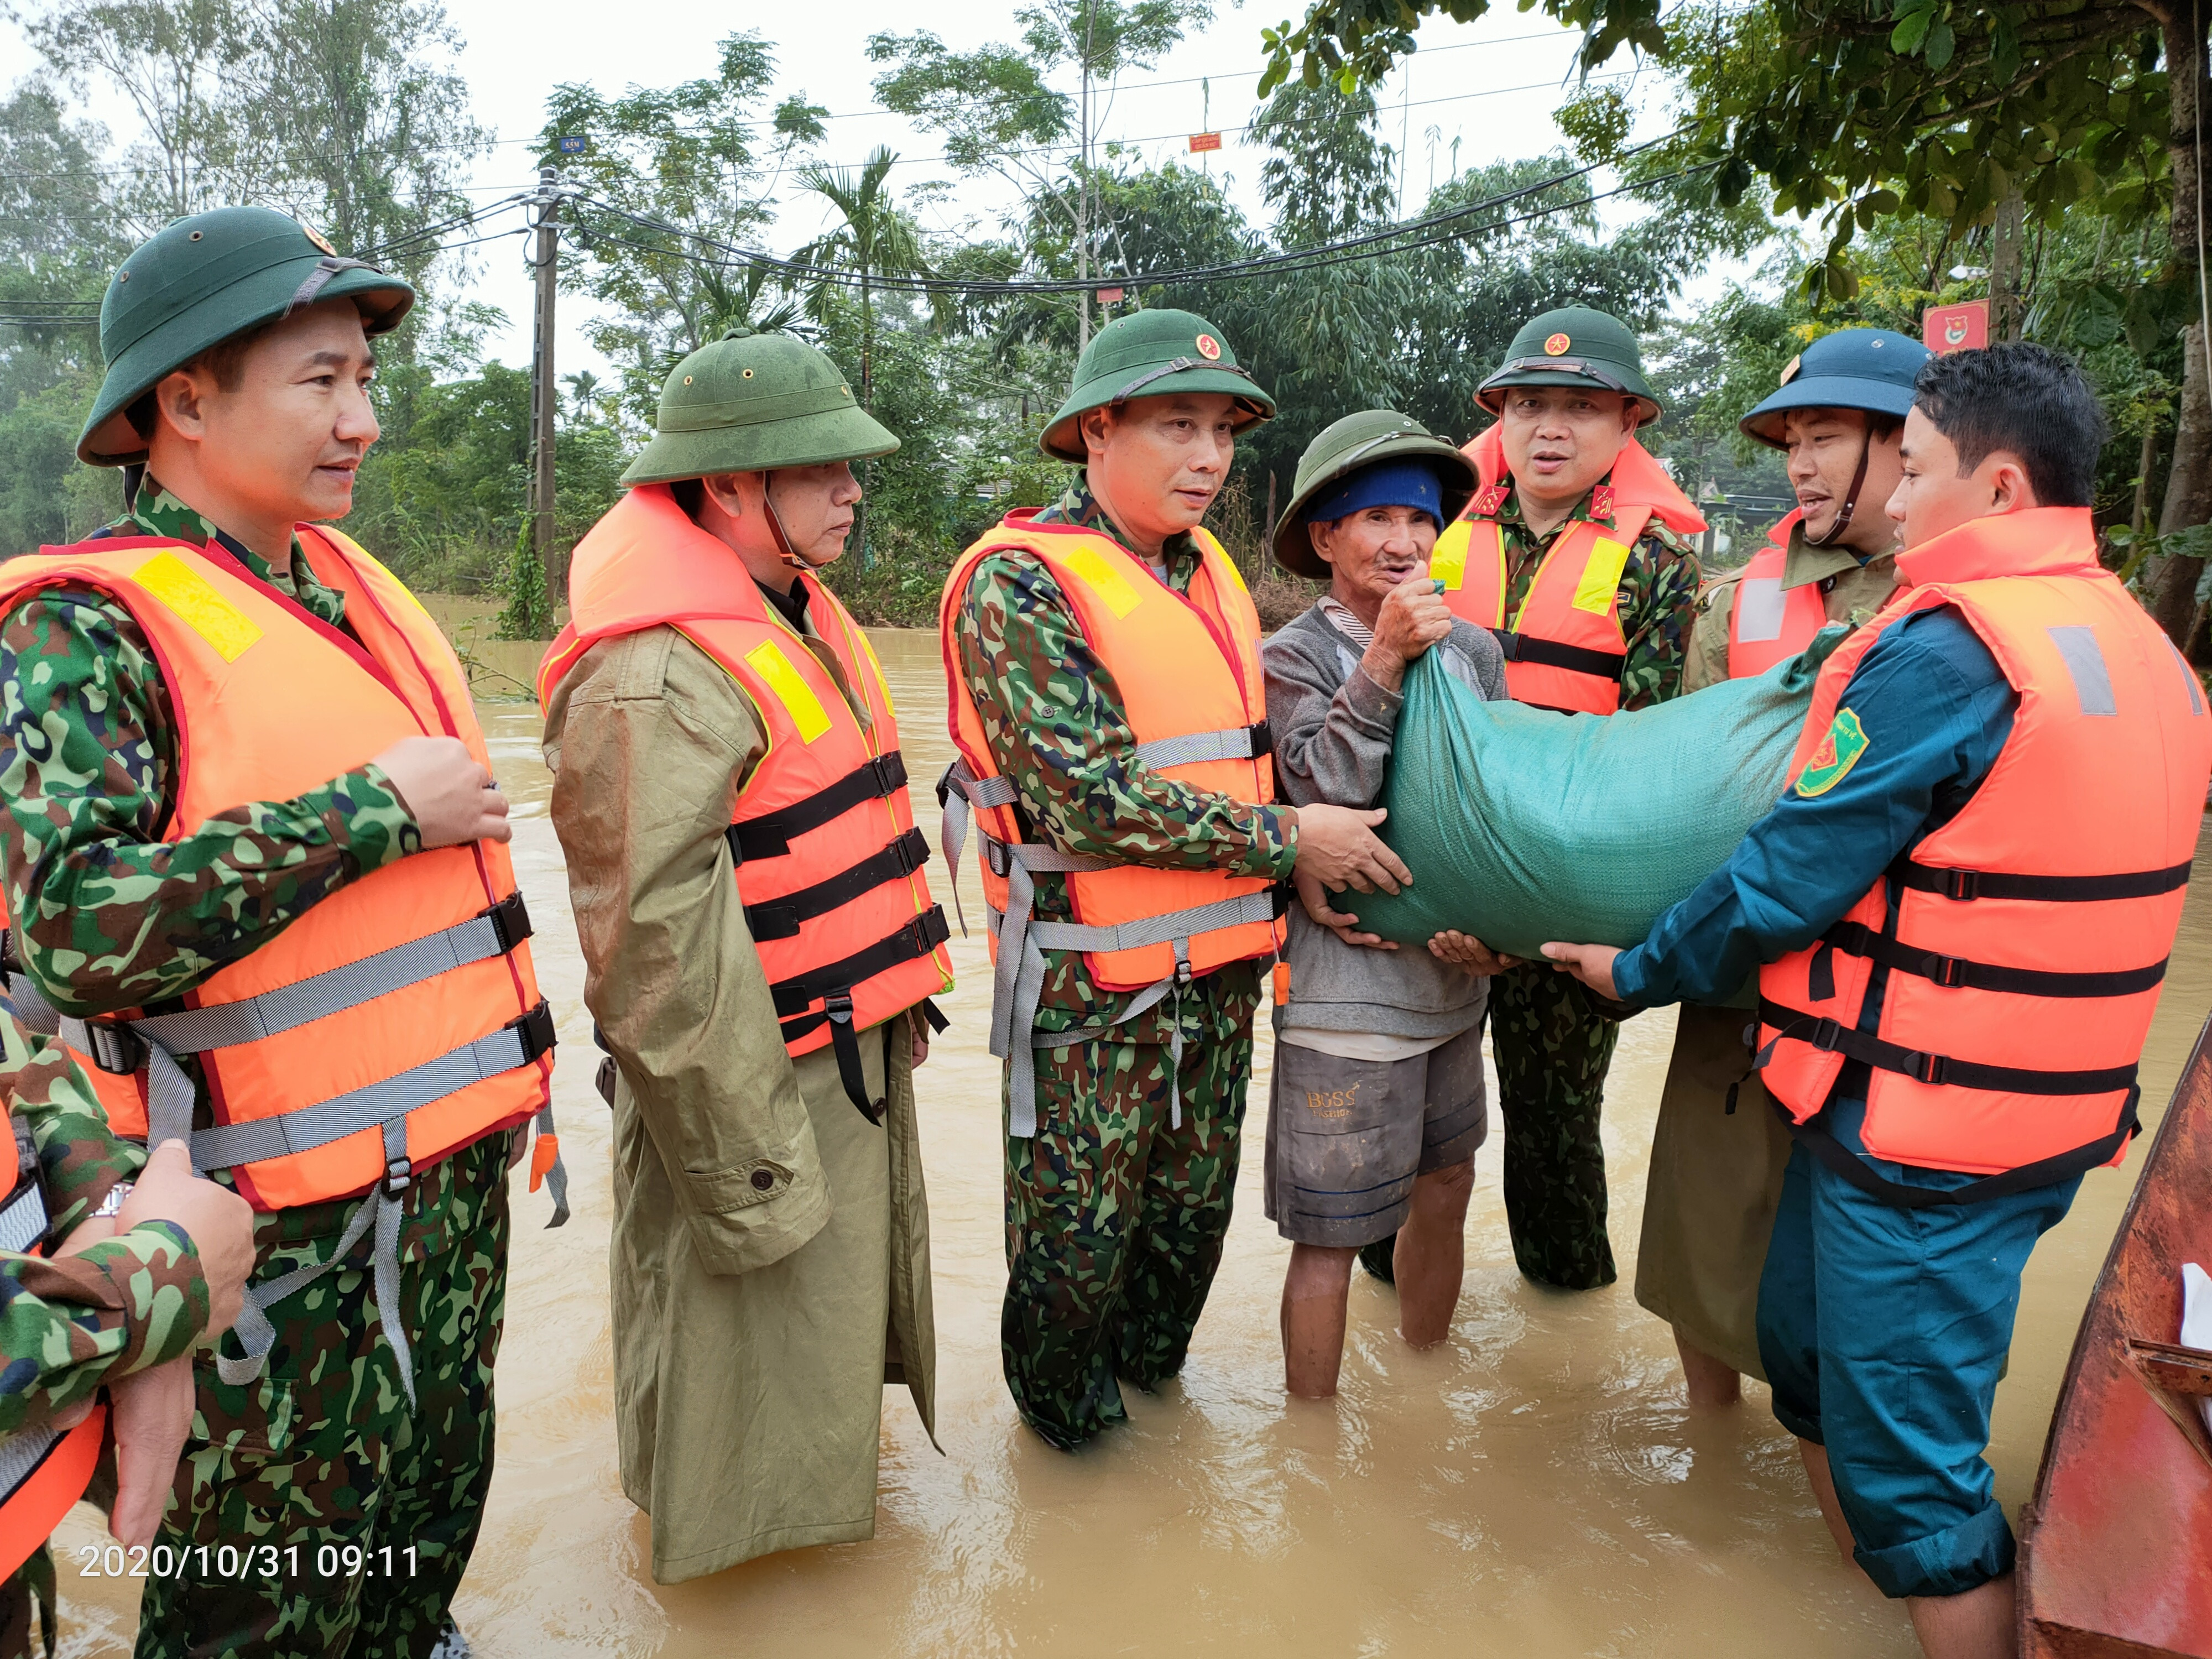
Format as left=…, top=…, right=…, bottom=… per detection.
left=1264, top=604, right=1509, bottom=1041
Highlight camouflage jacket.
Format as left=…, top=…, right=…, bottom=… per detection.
left=0, top=1008, right=209, bottom=1436
left=952, top=478, right=1296, bottom=1044
left=1488, top=478, right=1705, bottom=708
left=0, top=481, right=418, bottom=1019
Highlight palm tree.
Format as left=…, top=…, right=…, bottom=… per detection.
left=794, top=146, right=936, bottom=415
left=794, top=147, right=937, bottom=564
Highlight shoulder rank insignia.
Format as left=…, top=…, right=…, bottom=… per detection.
left=1470, top=483, right=1511, bottom=518
left=1591, top=483, right=1616, bottom=522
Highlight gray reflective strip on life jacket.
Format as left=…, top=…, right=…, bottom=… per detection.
left=0, top=1420, right=62, bottom=1504
left=938, top=742, right=1278, bottom=1138
left=1734, top=574, right=1788, bottom=644
left=0, top=1180, right=47, bottom=1255
left=7, top=908, right=560, bottom=1415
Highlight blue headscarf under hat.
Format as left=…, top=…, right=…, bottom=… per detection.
left=1307, top=458, right=1444, bottom=527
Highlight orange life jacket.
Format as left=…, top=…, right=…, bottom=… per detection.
left=1755, top=507, right=2212, bottom=1199
left=1430, top=427, right=1706, bottom=713
left=539, top=485, right=951, bottom=1119
left=1726, top=512, right=1833, bottom=679
left=0, top=1093, right=104, bottom=1585
left=936, top=512, right=1283, bottom=1135
left=0, top=525, right=562, bottom=1401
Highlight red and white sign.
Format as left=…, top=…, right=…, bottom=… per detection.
left=1095, top=287, right=1125, bottom=304
left=1923, top=300, right=1989, bottom=354
left=1188, top=131, right=1223, bottom=153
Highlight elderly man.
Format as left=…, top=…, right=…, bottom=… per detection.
left=1261, top=411, right=1510, bottom=1399
left=938, top=310, right=1408, bottom=1448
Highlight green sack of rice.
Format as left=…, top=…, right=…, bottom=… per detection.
left=1340, top=626, right=1845, bottom=966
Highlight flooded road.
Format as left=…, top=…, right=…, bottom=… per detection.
left=51, top=625, right=2212, bottom=1657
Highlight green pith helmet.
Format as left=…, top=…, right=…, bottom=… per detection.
left=619, top=330, right=898, bottom=488
left=1475, top=305, right=1661, bottom=426
left=1040, top=307, right=1275, bottom=463
left=1272, top=410, right=1477, bottom=578
left=80, top=206, right=416, bottom=467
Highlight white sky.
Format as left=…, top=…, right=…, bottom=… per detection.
left=5, top=2, right=1725, bottom=382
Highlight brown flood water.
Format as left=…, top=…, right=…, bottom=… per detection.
left=50, top=624, right=2212, bottom=1657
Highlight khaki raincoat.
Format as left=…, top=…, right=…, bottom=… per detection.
left=542, top=604, right=937, bottom=1584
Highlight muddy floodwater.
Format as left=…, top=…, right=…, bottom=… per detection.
left=51, top=624, right=2212, bottom=1657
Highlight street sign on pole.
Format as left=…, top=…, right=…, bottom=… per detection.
left=1923, top=299, right=1989, bottom=354
left=1188, top=132, right=1222, bottom=153
left=1096, top=287, right=1125, bottom=304
left=557, top=135, right=587, bottom=155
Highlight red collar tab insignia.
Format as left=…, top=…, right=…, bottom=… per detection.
left=1472, top=483, right=1511, bottom=518
left=1543, top=332, right=1572, bottom=356
left=303, top=226, right=338, bottom=257
left=1779, top=353, right=1802, bottom=385
left=1592, top=484, right=1616, bottom=521
left=1194, top=333, right=1222, bottom=361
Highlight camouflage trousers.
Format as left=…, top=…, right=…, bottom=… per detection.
left=1490, top=963, right=1623, bottom=1290
left=1001, top=1024, right=1254, bottom=1449
left=0, top=1548, right=53, bottom=1659
left=135, top=1133, right=513, bottom=1659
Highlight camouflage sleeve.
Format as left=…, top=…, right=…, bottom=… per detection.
left=1616, top=527, right=1705, bottom=710
left=955, top=552, right=1297, bottom=878
left=0, top=591, right=421, bottom=1018
left=1682, top=575, right=1739, bottom=696
left=0, top=1219, right=208, bottom=1434
left=3, top=1010, right=142, bottom=1236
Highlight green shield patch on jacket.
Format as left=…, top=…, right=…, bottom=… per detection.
left=1794, top=707, right=1870, bottom=797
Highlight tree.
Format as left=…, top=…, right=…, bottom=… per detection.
left=541, top=33, right=825, bottom=419
left=793, top=147, right=936, bottom=415
left=1259, top=0, right=2212, bottom=646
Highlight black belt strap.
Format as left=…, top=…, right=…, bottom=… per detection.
left=773, top=907, right=951, bottom=1027
left=1489, top=629, right=1625, bottom=681
left=1757, top=997, right=2140, bottom=1095
left=731, top=751, right=910, bottom=863
left=740, top=828, right=931, bottom=942
left=1773, top=1090, right=2138, bottom=1208
left=1888, top=853, right=2193, bottom=903
left=1819, top=920, right=2169, bottom=999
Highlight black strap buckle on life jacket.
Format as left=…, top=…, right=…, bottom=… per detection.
left=481, top=891, right=535, bottom=952
left=731, top=750, right=911, bottom=864
left=822, top=990, right=886, bottom=1126
left=743, top=827, right=932, bottom=943
left=1818, top=919, right=2171, bottom=1000
left=81, top=1019, right=144, bottom=1077
left=1760, top=997, right=2137, bottom=1098
left=770, top=907, right=953, bottom=1037
left=508, top=1000, right=558, bottom=1064
left=1246, top=719, right=1274, bottom=759
left=1487, top=628, right=1627, bottom=681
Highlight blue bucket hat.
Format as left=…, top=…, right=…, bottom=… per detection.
left=1739, top=328, right=1932, bottom=449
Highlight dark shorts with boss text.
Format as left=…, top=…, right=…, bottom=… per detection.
left=1262, top=1023, right=1488, bottom=1248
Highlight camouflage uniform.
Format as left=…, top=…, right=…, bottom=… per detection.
left=0, top=484, right=508, bottom=1659
left=1363, top=479, right=1702, bottom=1291
left=0, top=1011, right=211, bottom=1659
left=954, top=480, right=1296, bottom=1448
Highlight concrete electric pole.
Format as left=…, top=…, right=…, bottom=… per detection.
left=528, top=167, right=565, bottom=614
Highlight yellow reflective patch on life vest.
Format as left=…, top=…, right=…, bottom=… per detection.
left=1428, top=521, right=1470, bottom=591
left=1570, top=537, right=1630, bottom=615
left=133, top=551, right=262, bottom=662
left=742, top=639, right=832, bottom=743
left=1794, top=707, right=1870, bottom=797
left=1058, top=543, right=1145, bottom=619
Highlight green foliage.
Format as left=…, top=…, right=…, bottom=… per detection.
left=494, top=512, right=552, bottom=641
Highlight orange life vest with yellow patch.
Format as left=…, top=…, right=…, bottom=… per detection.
left=539, top=485, right=951, bottom=1113
left=1727, top=512, right=1835, bottom=679
left=1755, top=507, right=2212, bottom=1192
left=936, top=513, right=1283, bottom=1136
left=0, top=526, right=554, bottom=1214
left=1430, top=427, right=1706, bottom=714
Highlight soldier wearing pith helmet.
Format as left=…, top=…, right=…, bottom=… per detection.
left=935, top=308, right=1409, bottom=1448
left=538, top=328, right=951, bottom=1580
left=0, top=204, right=562, bottom=1657
left=1364, top=305, right=1707, bottom=1298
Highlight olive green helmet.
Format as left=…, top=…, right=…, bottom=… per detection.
left=1475, top=305, right=1661, bottom=427
left=80, top=206, right=415, bottom=467
left=1273, top=410, right=1476, bottom=578
left=1040, top=307, right=1275, bottom=463
left=619, top=329, right=898, bottom=488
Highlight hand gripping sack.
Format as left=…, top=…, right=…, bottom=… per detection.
left=1343, top=627, right=1845, bottom=971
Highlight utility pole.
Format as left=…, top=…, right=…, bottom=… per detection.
left=529, top=166, right=563, bottom=614
left=1077, top=0, right=1095, bottom=350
